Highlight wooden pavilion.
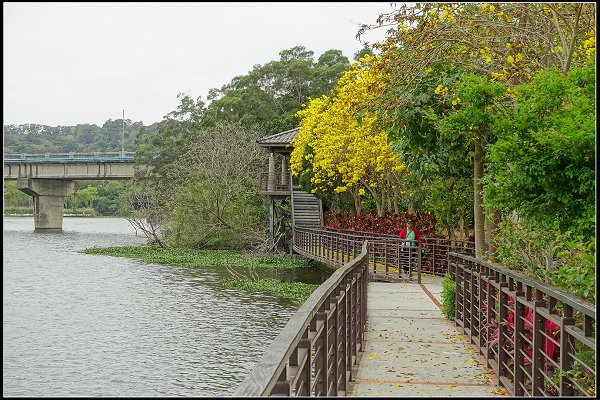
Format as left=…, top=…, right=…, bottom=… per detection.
left=256, top=128, right=322, bottom=252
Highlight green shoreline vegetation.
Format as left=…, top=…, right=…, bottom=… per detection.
left=83, top=246, right=321, bottom=305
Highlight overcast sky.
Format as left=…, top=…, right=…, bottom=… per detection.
left=3, top=2, right=395, bottom=127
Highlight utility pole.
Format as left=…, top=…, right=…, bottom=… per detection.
left=122, top=109, right=125, bottom=157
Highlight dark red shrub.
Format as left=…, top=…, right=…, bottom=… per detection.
left=324, top=210, right=437, bottom=237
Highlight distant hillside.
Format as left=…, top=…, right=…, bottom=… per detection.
left=3, top=120, right=160, bottom=154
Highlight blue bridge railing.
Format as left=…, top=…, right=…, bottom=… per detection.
left=3, top=152, right=136, bottom=163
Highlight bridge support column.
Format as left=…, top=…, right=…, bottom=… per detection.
left=17, top=178, right=75, bottom=231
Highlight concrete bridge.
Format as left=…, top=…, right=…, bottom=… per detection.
left=3, top=152, right=135, bottom=230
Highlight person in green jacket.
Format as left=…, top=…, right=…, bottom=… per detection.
left=398, top=219, right=423, bottom=271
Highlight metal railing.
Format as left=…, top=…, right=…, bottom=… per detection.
left=3, top=152, right=135, bottom=163
left=449, top=253, right=596, bottom=397
left=234, top=241, right=369, bottom=396
left=294, top=226, right=423, bottom=282
left=236, top=225, right=594, bottom=397
left=236, top=228, right=466, bottom=397
left=322, top=227, right=474, bottom=276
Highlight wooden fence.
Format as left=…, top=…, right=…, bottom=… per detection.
left=450, top=253, right=596, bottom=397
left=293, top=226, right=423, bottom=282
left=235, top=226, right=595, bottom=397
left=234, top=242, right=369, bottom=396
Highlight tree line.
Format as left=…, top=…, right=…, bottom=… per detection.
left=3, top=119, right=158, bottom=155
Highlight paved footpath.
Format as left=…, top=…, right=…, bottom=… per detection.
left=347, top=275, right=508, bottom=397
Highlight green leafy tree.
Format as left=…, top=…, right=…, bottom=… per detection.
left=203, top=46, right=350, bottom=135
left=362, top=1, right=595, bottom=258
left=353, top=42, right=375, bottom=61
left=380, top=63, right=475, bottom=236
left=484, top=62, right=596, bottom=238
left=430, top=74, right=509, bottom=256
left=95, top=181, right=131, bottom=216
left=3, top=181, right=32, bottom=208
left=66, top=185, right=99, bottom=212
left=166, top=120, right=267, bottom=249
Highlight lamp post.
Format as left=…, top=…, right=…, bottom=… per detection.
left=121, top=110, right=125, bottom=157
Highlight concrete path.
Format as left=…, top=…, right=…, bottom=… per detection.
left=347, top=275, right=508, bottom=397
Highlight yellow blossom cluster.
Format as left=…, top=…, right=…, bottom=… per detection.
left=290, top=55, right=405, bottom=199
left=581, top=29, right=596, bottom=57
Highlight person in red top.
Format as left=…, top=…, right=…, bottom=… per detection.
left=398, top=219, right=422, bottom=272
left=398, top=219, right=423, bottom=248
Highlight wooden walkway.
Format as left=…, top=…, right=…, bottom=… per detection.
left=348, top=276, right=507, bottom=397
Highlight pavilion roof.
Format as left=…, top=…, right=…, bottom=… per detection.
left=256, top=127, right=299, bottom=151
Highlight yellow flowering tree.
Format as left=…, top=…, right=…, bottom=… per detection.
left=357, top=2, right=595, bottom=257
left=290, top=55, right=405, bottom=215
left=360, top=2, right=595, bottom=87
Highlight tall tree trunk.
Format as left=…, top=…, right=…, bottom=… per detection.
left=353, top=192, right=362, bottom=215
left=392, top=187, right=399, bottom=214
left=462, top=215, right=470, bottom=239
left=474, top=137, right=485, bottom=258
left=447, top=209, right=453, bottom=239
left=447, top=177, right=456, bottom=240
left=408, top=196, right=415, bottom=213
left=486, top=208, right=501, bottom=262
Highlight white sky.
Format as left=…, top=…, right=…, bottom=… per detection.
left=3, top=2, right=395, bottom=127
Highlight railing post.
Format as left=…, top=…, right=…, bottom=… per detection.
left=268, top=151, right=276, bottom=192
left=319, top=233, right=323, bottom=261
left=432, top=241, right=437, bottom=275
left=417, top=245, right=422, bottom=284
left=486, top=276, right=496, bottom=364
left=513, top=283, right=526, bottom=396
left=315, top=311, right=327, bottom=396
left=272, top=370, right=291, bottom=396
left=299, top=337, right=311, bottom=396
left=559, top=305, right=576, bottom=396
left=348, top=275, right=356, bottom=381
left=337, top=289, right=347, bottom=394
left=331, top=294, right=341, bottom=395
left=469, top=263, right=476, bottom=339
left=396, top=240, right=400, bottom=277
left=498, top=279, right=509, bottom=380
left=532, top=291, right=546, bottom=396
left=454, top=259, right=463, bottom=324
left=384, top=242, right=389, bottom=276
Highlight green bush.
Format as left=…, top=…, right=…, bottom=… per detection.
left=3, top=206, right=33, bottom=215
left=64, top=207, right=97, bottom=217
left=549, top=230, right=596, bottom=302
left=493, top=217, right=554, bottom=281
left=441, top=273, right=456, bottom=320
left=493, top=216, right=596, bottom=303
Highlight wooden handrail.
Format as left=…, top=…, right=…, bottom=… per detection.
left=237, top=225, right=595, bottom=397
left=234, top=241, right=369, bottom=396
left=449, top=253, right=596, bottom=397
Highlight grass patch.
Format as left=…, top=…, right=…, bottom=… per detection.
left=83, top=245, right=320, bottom=305
left=441, top=273, right=456, bottom=320
left=83, top=245, right=311, bottom=269
left=221, top=278, right=319, bottom=306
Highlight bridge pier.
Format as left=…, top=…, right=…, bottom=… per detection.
left=17, top=178, right=75, bottom=231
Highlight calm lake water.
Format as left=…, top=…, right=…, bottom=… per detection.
left=3, top=216, right=321, bottom=397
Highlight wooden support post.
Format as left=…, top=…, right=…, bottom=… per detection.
left=268, top=151, right=275, bottom=191
left=269, top=197, right=274, bottom=250
left=281, top=156, right=289, bottom=186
